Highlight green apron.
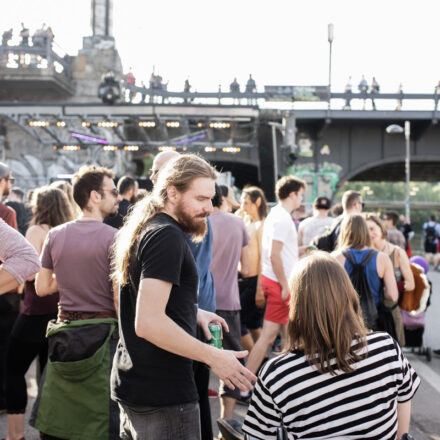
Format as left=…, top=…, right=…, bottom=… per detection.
left=32, top=318, right=118, bottom=440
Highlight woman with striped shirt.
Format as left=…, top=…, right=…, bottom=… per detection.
left=242, top=252, right=419, bottom=440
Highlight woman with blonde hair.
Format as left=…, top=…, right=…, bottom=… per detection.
left=332, top=214, right=398, bottom=331
left=243, top=252, right=419, bottom=439
left=4, top=186, right=73, bottom=440
left=365, top=213, right=414, bottom=346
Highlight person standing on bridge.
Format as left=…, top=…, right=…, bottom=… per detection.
left=358, top=75, right=368, bottom=110
left=19, top=23, right=29, bottom=47
left=370, top=77, right=380, bottom=110
left=343, top=76, right=352, bottom=110
left=230, top=77, right=240, bottom=104
left=245, top=74, right=257, bottom=105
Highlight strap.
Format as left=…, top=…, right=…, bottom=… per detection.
left=343, top=249, right=376, bottom=267
left=360, top=249, right=376, bottom=267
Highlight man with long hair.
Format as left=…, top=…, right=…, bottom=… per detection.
left=111, top=154, right=256, bottom=440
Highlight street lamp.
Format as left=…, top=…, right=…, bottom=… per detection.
left=328, top=23, right=334, bottom=110
left=385, top=121, right=411, bottom=220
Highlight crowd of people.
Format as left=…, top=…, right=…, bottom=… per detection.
left=0, top=154, right=426, bottom=440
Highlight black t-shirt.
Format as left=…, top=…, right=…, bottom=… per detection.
left=111, top=213, right=199, bottom=407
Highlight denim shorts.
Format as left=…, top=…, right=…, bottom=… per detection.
left=119, top=401, right=200, bottom=440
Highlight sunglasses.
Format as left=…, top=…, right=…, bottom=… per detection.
left=148, top=168, right=159, bottom=177
left=101, top=188, right=119, bottom=197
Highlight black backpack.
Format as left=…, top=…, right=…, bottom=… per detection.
left=312, top=218, right=342, bottom=252
left=425, top=224, right=437, bottom=243
left=343, top=249, right=378, bottom=329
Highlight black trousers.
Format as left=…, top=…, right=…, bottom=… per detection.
left=6, top=335, right=49, bottom=413
left=0, top=309, right=19, bottom=408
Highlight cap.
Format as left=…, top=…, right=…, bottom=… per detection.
left=0, top=161, right=10, bottom=180
left=315, top=196, right=331, bottom=210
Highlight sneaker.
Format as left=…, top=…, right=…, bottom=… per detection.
left=217, top=418, right=244, bottom=440
left=235, top=392, right=251, bottom=406
left=208, top=388, right=218, bottom=398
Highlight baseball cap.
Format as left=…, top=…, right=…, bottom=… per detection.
left=0, top=161, right=10, bottom=180
left=315, top=196, right=331, bottom=210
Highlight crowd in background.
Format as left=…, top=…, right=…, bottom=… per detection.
left=0, top=154, right=430, bottom=440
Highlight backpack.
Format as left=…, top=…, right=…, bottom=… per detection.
left=425, top=224, right=437, bottom=243
left=312, top=218, right=342, bottom=252
left=343, top=249, right=378, bottom=329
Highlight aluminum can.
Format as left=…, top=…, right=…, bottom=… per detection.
left=207, top=323, right=222, bottom=349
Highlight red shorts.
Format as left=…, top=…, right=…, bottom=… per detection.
left=261, top=275, right=290, bottom=325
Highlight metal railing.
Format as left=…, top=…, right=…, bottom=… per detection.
left=0, top=41, right=70, bottom=77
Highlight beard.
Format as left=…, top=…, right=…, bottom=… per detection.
left=175, top=203, right=208, bottom=242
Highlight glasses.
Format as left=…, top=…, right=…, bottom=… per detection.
left=3, top=176, right=14, bottom=183
left=101, top=188, right=119, bottom=197
left=148, top=168, right=159, bottom=177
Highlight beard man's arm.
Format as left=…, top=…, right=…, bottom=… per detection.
left=135, top=277, right=257, bottom=392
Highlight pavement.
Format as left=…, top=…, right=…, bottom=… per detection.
left=2, top=270, right=440, bottom=439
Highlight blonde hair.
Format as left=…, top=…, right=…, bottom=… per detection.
left=112, top=154, right=217, bottom=286
left=337, top=214, right=371, bottom=250
left=286, top=252, right=367, bottom=375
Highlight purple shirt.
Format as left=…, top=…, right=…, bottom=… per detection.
left=210, top=212, right=249, bottom=311
left=41, top=219, right=116, bottom=313
left=0, top=217, right=41, bottom=284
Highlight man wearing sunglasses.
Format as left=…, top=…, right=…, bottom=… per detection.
left=33, top=165, right=123, bottom=439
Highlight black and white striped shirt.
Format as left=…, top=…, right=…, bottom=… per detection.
left=243, top=332, right=420, bottom=439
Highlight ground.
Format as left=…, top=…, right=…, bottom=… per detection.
left=2, top=271, right=440, bottom=440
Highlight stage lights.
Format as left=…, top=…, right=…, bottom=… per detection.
left=222, top=147, right=241, bottom=153
left=166, top=121, right=180, bottom=128
left=158, top=146, right=177, bottom=151
left=98, top=121, right=119, bottom=128
left=81, top=122, right=91, bottom=128
left=56, top=121, right=66, bottom=127
left=62, top=145, right=81, bottom=151
left=138, top=121, right=156, bottom=128
left=103, top=145, right=118, bottom=151
left=123, top=145, right=139, bottom=151
left=29, top=120, right=50, bottom=127
left=204, top=146, right=217, bottom=152
left=209, top=122, right=231, bottom=129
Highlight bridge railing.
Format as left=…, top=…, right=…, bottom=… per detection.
left=0, top=41, right=70, bottom=77
left=124, top=83, right=440, bottom=108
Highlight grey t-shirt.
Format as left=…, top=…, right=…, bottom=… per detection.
left=41, top=219, right=117, bottom=313
left=299, top=216, right=333, bottom=247
left=210, top=212, right=249, bottom=311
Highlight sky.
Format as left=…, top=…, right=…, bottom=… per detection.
left=2, top=0, right=440, bottom=107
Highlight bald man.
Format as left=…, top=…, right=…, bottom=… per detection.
left=149, top=151, right=180, bottom=185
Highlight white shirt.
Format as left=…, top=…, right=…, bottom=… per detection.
left=261, top=204, right=298, bottom=283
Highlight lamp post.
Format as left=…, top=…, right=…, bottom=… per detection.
left=328, top=23, right=334, bottom=110
left=385, top=121, right=411, bottom=220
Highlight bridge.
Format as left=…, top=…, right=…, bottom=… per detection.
left=1, top=99, right=440, bottom=201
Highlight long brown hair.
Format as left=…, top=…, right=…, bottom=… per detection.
left=112, top=154, right=217, bottom=286
left=364, top=213, right=387, bottom=239
left=30, top=186, right=73, bottom=227
left=337, top=214, right=371, bottom=250
left=242, top=186, right=268, bottom=220
left=50, top=180, right=81, bottom=218
left=286, top=252, right=367, bottom=375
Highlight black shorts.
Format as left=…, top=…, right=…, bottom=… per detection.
left=239, top=276, right=264, bottom=333
left=424, top=241, right=437, bottom=254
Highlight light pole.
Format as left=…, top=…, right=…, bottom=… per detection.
left=385, top=121, right=411, bottom=220
left=328, top=23, right=334, bottom=110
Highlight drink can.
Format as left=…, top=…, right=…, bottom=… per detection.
left=207, top=323, right=222, bottom=349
